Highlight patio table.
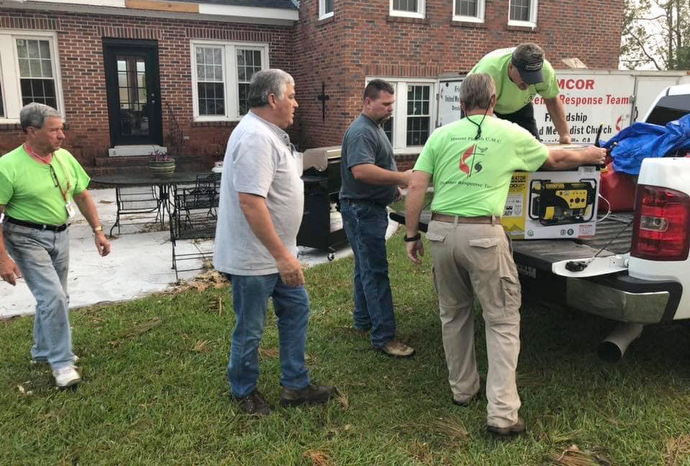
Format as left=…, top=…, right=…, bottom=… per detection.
left=92, top=171, right=212, bottom=236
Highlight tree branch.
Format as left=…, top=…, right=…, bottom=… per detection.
left=628, top=29, right=664, bottom=69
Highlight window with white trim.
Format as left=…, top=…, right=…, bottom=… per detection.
left=390, top=0, right=425, bottom=19
left=508, top=0, right=538, bottom=27
left=0, top=31, right=63, bottom=123
left=319, top=0, right=334, bottom=19
left=369, top=78, right=435, bottom=151
left=191, top=40, right=269, bottom=121
left=406, top=85, right=430, bottom=146
left=453, top=0, right=485, bottom=22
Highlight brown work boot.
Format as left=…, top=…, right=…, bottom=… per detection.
left=487, top=417, right=526, bottom=436
left=280, top=383, right=337, bottom=407
left=451, top=392, right=480, bottom=407
left=234, top=389, right=272, bottom=417
left=379, top=340, right=415, bottom=358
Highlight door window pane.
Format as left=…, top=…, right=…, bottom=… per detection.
left=196, top=46, right=224, bottom=116
left=393, top=0, right=418, bottom=12
left=510, top=0, right=530, bottom=21
left=116, top=56, right=149, bottom=136
left=457, top=0, right=477, bottom=16
left=406, top=85, right=430, bottom=146
left=237, top=49, right=262, bottom=115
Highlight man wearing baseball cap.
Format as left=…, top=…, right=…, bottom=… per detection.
left=469, top=43, right=571, bottom=144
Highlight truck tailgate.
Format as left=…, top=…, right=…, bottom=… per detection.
left=513, top=213, right=634, bottom=272
left=389, top=211, right=634, bottom=272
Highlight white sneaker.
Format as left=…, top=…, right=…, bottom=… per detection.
left=52, top=365, right=81, bottom=388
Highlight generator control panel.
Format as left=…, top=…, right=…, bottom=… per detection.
left=528, top=179, right=597, bottom=226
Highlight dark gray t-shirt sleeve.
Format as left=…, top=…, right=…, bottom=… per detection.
left=344, top=129, right=377, bottom=171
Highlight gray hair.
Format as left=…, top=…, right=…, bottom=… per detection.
left=247, top=69, right=295, bottom=108
left=20, top=102, right=61, bottom=132
left=512, top=43, right=544, bottom=67
left=460, top=74, right=496, bottom=112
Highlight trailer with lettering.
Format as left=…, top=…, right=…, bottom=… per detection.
left=435, top=70, right=690, bottom=141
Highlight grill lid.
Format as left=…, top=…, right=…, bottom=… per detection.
left=303, top=146, right=342, bottom=172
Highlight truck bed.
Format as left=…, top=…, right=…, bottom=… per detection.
left=388, top=211, right=634, bottom=273
left=513, top=213, right=634, bottom=272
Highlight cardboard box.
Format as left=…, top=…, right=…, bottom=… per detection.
left=502, top=166, right=600, bottom=240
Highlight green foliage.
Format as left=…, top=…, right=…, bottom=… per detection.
left=621, top=0, right=690, bottom=70
left=2, top=234, right=690, bottom=465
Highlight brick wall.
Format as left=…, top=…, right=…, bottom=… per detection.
left=0, top=9, right=294, bottom=175
left=1, top=1, right=625, bottom=175
left=293, top=0, right=625, bottom=153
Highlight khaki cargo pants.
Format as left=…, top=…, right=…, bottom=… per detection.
left=426, top=220, right=522, bottom=428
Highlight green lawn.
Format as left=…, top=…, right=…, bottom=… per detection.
left=2, top=232, right=690, bottom=465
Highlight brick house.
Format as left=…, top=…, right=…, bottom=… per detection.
left=0, top=0, right=624, bottom=174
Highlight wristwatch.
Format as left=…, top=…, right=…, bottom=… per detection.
left=403, top=233, right=421, bottom=242
left=93, top=225, right=104, bottom=233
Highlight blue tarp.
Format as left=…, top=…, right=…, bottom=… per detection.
left=601, top=114, right=690, bottom=175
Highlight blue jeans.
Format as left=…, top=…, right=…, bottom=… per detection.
left=227, top=274, right=311, bottom=398
left=3, top=223, right=74, bottom=370
left=340, top=200, right=396, bottom=348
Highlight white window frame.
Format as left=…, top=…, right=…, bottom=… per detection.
left=453, top=0, right=485, bottom=23
left=0, top=30, right=64, bottom=124
left=389, top=0, right=426, bottom=19
left=0, top=56, right=6, bottom=120
left=507, top=0, right=538, bottom=28
left=190, top=40, right=269, bottom=122
left=319, top=0, right=334, bottom=20
left=366, top=77, right=436, bottom=153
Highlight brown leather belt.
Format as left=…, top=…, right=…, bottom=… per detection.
left=431, top=213, right=502, bottom=225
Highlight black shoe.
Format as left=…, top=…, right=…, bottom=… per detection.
left=487, top=417, right=526, bottom=436
left=234, top=389, right=272, bottom=416
left=280, top=383, right=336, bottom=407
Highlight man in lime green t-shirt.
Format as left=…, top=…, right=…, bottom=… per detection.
left=469, top=43, right=571, bottom=144
left=404, top=74, right=604, bottom=436
left=0, top=103, right=111, bottom=388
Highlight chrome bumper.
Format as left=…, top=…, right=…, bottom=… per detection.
left=567, top=277, right=677, bottom=324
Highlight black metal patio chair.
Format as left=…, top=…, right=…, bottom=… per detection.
left=109, top=185, right=165, bottom=236
left=169, top=186, right=218, bottom=280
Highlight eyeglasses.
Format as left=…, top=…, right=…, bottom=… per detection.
left=49, top=164, right=59, bottom=188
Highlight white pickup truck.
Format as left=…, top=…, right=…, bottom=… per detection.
left=392, top=84, right=690, bottom=361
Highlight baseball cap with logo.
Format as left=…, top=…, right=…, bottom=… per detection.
left=511, top=43, right=544, bottom=85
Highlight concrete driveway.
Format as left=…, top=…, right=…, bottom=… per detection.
left=1, top=188, right=398, bottom=319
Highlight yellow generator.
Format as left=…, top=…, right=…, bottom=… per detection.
left=529, top=179, right=597, bottom=226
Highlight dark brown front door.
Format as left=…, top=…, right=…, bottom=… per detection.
left=103, top=39, right=162, bottom=146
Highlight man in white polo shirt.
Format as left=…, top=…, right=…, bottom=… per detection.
left=214, top=69, right=335, bottom=416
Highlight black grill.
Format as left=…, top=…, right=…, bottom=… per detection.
left=297, top=147, right=348, bottom=256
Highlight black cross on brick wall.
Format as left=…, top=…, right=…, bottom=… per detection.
left=317, top=81, right=330, bottom=122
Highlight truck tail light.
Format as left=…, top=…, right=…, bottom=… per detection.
left=631, top=184, right=690, bottom=261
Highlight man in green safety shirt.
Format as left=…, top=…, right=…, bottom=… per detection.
left=469, top=43, right=571, bottom=143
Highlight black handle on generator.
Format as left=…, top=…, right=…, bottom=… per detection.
left=594, top=123, right=604, bottom=147
left=593, top=123, right=607, bottom=168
